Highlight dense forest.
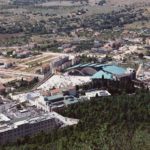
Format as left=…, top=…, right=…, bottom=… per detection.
left=1, top=90, right=149, bottom=150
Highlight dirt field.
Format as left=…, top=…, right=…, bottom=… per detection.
left=108, top=0, right=149, bottom=5
left=0, top=51, right=65, bottom=83
left=15, top=52, right=62, bottom=73
left=0, top=52, right=62, bottom=72
left=0, top=33, right=24, bottom=40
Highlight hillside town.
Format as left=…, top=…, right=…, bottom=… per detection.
left=0, top=0, right=150, bottom=149
left=0, top=30, right=150, bottom=144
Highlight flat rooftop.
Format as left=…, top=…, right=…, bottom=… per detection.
left=45, top=95, right=79, bottom=106
left=0, top=111, right=79, bottom=133
left=0, top=112, right=59, bottom=133
left=0, top=100, right=45, bottom=123
left=38, top=75, right=91, bottom=90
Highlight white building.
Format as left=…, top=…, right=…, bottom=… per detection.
left=38, top=75, right=91, bottom=90
left=85, top=90, right=111, bottom=100
left=0, top=112, right=78, bottom=145
left=10, top=92, right=79, bottom=112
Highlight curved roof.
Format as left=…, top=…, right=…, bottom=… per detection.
left=66, top=64, right=127, bottom=78
left=80, top=67, right=97, bottom=76
left=68, top=70, right=85, bottom=76
left=66, top=63, right=108, bottom=71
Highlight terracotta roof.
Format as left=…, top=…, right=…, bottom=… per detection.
left=0, top=83, right=5, bottom=90
left=51, top=88, right=61, bottom=95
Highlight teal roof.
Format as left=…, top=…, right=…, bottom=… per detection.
left=44, top=94, right=63, bottom=102
left=66, top=64, right=82, bottom=70
left=44, top=95, right=78, bottom=105
left=91, top=70, right=113, bottom=80
left=67, top=63, right=107, bottom=70
left=80, top=63, right=91, bottom=67
left=95, top=64, right=108, bottom=68
left=102, top=65, right=126, bottom=75
left=66, top=64, right=126, bottom=77
left=88, top=63, right=97, bottom=67
left=64, top=96, right=78, bottom=105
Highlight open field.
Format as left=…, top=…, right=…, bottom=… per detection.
left=125, top=7, right=150, bottom=29
left=125, top=21, right=150, bottom=30
left=12, top=52, right=62, bottom=72
left=0, top=52, right=65, bottom=83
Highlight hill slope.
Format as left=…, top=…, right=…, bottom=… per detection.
left=1, top=90, right=150, bottom=150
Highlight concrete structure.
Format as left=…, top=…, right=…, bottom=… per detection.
left=50, top=56, right=69, bottom=73
left=136, top=71, right=150, bottom=90
left=85, top=90, right=111, bottom=100
left=50, top=55, right=80, bottom=73
left=38, top=75, right=91, bottom=90
left=0, top=112, right=78, bottom=145
left=10, top=91, right=78, bottom=112
left=36, top=94, right=78, bottom=112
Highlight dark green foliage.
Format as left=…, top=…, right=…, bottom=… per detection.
left=74, top=40, right=94, bottom=52
left=11, top=0, right=48, bottom=5
left=84, top=8, right=148, bottom=31
left=79, top=55, right=97, bottom=63
left=1, top=90, right=150, bottom=150
left=98, top=0, right=106, bottom=6
left=0, top=35, right=29, bottom=47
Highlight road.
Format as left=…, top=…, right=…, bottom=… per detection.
left=136, top=63, right=143, bottom=78
left=20, top=52, right=67, bottom=65
left=0, top=69, right=44, bottom=79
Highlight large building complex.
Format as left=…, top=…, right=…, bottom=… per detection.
left=10, top=91, right=79, bottom=112
left=50, top=55, right=80, bottom=74
left=0, top=98, right=78, bottom=145
left=66, top=63, right=136, bottom=80
left=35, top=94, right=78, bottom=112
left=0, top=62, right=137, bottom=145
left=38, top=63, right=135, bottom=91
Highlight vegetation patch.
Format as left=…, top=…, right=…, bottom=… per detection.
left=1, top=90, right=149, bottom=150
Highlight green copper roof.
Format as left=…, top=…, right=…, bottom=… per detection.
left=102, top=65, right=126, bottom=75
left=64, top=96, right=78, bottom=105
left=91, top=70, right=113, bottom=79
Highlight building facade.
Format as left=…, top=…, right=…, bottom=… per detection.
left=0, top=112, right=78, bottom=145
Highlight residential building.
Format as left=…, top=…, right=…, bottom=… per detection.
left=0, top=112, right=78, bottom=145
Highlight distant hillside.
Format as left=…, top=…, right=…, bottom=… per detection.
left=9, top=0, right=150, bottom=6
left=108, top=0, right=148, bottom=4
